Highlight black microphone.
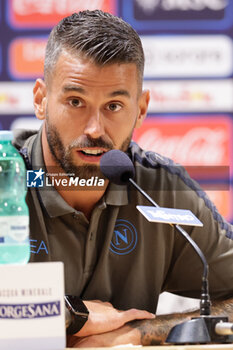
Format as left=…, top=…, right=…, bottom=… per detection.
left=100, top=149, right=160, bottom=206
left=100, top=149, right=135, bottom=185
left=100, top=150, right=232, bottom=344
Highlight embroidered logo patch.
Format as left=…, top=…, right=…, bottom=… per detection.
left=110, top=219, right=138, bottom=255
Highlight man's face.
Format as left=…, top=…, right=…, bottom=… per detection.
left=34, top=51, right=149, bottom=178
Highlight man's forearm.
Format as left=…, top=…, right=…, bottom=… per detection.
left=128, top=297, right=233, bottom=345
left=212, top=297, right=233, bottom=322
left=128, top=311, right=192, bottom=345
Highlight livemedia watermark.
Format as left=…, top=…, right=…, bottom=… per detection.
left=26, top=168, right=105, bottom=190
left=26, top=165, right=230, bottom=191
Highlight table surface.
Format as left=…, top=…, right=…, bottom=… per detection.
left=65, top=344, right=233, bottom=350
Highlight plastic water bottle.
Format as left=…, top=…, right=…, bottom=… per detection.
left=0, top=130, right=30, bottom=264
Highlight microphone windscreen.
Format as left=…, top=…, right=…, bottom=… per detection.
left=100, top=150, right=135, bottom=185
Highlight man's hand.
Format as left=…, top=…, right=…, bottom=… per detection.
left=74, top=300, right=155, bottom=337
left=67, top=324, right=141, bottom=348
left=67, top=311, right=193, bottom=348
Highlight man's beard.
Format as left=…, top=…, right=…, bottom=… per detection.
left=45, top=117, right=133, bottom=180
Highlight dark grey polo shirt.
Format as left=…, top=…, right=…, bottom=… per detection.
left=13, top=129, right=233, bottom=313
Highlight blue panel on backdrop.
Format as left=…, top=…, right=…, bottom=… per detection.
left=0, top=46, right=2, bottom=75
left=120, top=0, right=233, bottom=32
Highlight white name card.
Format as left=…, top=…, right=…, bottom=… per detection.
left=137, top=206, right=203, bottom=226
left=0, top=262, right=65, bottom=350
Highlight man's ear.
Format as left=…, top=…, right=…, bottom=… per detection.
left=135, top=89, right=150, bottom=129
left=33, top=78, right=47, bottom=120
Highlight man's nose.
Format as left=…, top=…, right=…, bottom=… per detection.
left=83, top=111, right=105, bottom=139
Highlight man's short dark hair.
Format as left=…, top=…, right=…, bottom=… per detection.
left=44, top=10, right=144, bottom=85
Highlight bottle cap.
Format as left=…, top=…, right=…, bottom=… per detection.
left=0, top=130, right=13, bottom=141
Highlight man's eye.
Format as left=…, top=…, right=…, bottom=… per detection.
left=69, top=98, right=82, bottom=107
left=107, top=103, right=122, bottom=112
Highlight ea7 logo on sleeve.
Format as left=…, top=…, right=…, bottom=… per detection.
left=110, top=219, right=138, bottom=255
left=0, top=301, right=60, bottom=319
left=26, top=169, right=45, bottom=187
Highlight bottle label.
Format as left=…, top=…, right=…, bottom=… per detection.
left=0, top=216, right=29, bottom=244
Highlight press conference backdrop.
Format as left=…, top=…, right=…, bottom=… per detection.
left=0, top=0, right=233, bottom=223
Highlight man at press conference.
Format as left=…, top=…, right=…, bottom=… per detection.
left=13, top=9, right=233, bottom=347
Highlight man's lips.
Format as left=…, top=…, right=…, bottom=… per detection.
left=76, top=148, right=108, bottom=163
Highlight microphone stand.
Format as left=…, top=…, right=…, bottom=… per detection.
left=129, top=177, right=233, bottom=344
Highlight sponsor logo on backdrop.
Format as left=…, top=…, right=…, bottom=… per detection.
left=9, top=37, right=47, bottom=79
left=133, top=116, right=231, bottom=166
left=142, top=35, right=233, bottom=78
left=133, top=116, right=232, bottom=221
left=8, top=0, right=116, bottom=28
left=143, top=80, right=233, bottom=113
left=10, top=117, right=43, bottom=130
left=135, top=0, right=228, bottom=14
left=121, top=0, right=233, bottom=31
left=0, top=82, right=34, bottom=114
left=0, top=46, right=2, bottom=75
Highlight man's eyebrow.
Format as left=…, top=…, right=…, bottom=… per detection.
left=62, top=86, right=130, bottom=98
left=62, top=85, right=87, bottom=94
left=108, top=90, right=130, bottom=98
